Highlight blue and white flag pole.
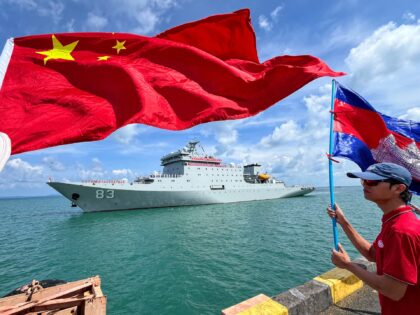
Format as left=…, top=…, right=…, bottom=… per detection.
left=328, top=79, right=339, bottom=251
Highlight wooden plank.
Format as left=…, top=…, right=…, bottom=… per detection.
left=32, top=296, right=93, bottom=311
left=27, top=305, right=78, bottom=315
left=83, top=296, right=107, bottom=315
left=0, top=276, right=100, bottom=307
left=0, top=276, right=105, bottom=315
left=2, top=284, right=92, bottom=315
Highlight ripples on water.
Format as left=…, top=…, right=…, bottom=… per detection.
left=0, top=187, right=418, bottom=314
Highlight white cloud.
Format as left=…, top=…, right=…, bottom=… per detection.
left=113, top=124, right=143, bottom=145
left=346, top=22, right=420, bottom=81
left=240, top=116, right=289, bottom=128
left=204, top=85, right=335, bottom=187
left=258, top=15, right=272, bottom=32
left=112, top=168, right=133, bottom=176
left=0, top=158, right=45, bottom=189
left=1, top=0, right=37, bottom=10
left=23, top=144, right=85, bottom=156
left=301, top=85, right=331, bottom=140
left=77, top=158, right=107, bottom=179
left=108, top=0, right=178, bottom=34
left=216, top=126, right=238, bottom=146
left=403, top=12, right=416, bottom=23
left=85, top=12, right=108, bottom=31
left=258, top=5, right=283, bottom=32
left=199, top=120, right=240, bottom=145
left=153, top=0, right=177, bottom=9
left=131, top=8, right=159, bottom=34
left=260, top=120, right=302, bottom=146
left=37, top=0, right=64, bottom=24
left=399, top=107, right=420, bottom=121
left=3, top=0, right=66, bottom=24
left=345, top=21, right=420, bottom=113
left=270, top=6, right=283, bottom=20
left=92, top=158, right=102, bottom=171
left=66, top=18, right=75, bottom=32
left=7, top=158, right=43, bottom=175
left=258, top=16, right=369, bottom=60
left=325, top=18, right=370, bottom=50
left=42, top=156, right=66, bottom=171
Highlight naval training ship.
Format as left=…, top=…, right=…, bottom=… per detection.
left=48, top=141, right=314, bottom=212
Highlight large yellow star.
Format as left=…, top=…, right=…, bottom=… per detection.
left=36, top=35, right=79, bottom=65
left=112, top=40, right=126, bottom=54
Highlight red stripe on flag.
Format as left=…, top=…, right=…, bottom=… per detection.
left=333, top=100, right=416, bottom=150
left=333, top=100, right=389, bottom=148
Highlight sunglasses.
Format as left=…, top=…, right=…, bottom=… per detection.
left=360, top=179, right=391, bottom=187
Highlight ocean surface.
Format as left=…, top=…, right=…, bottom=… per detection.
left=1, top=186, right=419, bottom=314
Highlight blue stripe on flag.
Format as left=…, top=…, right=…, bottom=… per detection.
left=333, top=132, right=375, bottom=171
left=335, top=83, right=376, bottom=112
left=380, top=113, right=420, bottom=142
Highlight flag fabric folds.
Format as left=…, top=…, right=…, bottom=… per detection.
left=332, top=81, right=420, bottom=194
left=0, top=9, right=344, bottom=155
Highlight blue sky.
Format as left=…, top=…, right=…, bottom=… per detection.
left=1, top=0, right=420, bottom=197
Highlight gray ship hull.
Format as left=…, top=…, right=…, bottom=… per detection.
left=48, top=182, right=314, bottom=212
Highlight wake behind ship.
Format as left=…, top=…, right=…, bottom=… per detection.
left=48, top=141, right=314, bottom=212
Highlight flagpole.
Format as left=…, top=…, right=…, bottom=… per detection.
left=328, top=79, right=339, bottom=251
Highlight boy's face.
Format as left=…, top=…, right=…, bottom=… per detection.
left=361, top=179, right=405, bottom=203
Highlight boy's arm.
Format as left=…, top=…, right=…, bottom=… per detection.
left=333, top=244, right=407, bottom=301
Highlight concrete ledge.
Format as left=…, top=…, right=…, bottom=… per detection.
left=222, top=258, right=376, bottom=315
left=222, top=294, right=288, bottom=315
left=314, top=267, right=363, bottom=303
left=273, top=280, right=332, bottom=315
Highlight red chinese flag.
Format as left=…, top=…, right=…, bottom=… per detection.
left=0, top=9, right=344, bottom=155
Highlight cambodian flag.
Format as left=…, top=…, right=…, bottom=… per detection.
left=332, top=81, right=420, bottom=195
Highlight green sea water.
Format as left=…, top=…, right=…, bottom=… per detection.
left=1, top=187, right=419, bottom=314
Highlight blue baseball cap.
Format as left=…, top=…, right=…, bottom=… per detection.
left=347, top=162, right=412, bottom=187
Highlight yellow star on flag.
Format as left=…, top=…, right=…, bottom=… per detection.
left=36, top=35, right=79, bottom=65
left=112, top=40, right=126, bottom=54
left=98, top=56, right=111, bottom=61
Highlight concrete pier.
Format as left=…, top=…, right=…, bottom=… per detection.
left=222, top=258, right=379, bottom=315
left=320, top=285, right=380, bottom=314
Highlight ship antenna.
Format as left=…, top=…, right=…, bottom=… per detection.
left=198, top=143, right=206, bottom=156
left=187, top=140, right=198, bottom=155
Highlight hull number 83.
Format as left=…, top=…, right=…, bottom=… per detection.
left=96, top=189, right=115, bottom=199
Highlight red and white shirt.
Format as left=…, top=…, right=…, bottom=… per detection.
left=373, top=205, right=420, bottom=315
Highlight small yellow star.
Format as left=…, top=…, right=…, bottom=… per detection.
left=36, top=35, right=79, bottom=65
left=98, top=56, right=110, bottom=61
left=112, top=40, right=126, bottom=54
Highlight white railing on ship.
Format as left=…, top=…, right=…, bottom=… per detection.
left=82, top=180, right=127, bottom=184
left=149, top=174, right=183, bottom=178
left=185, top=162, right=241, bottom=168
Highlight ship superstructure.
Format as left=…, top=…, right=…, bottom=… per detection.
left=48, top=141, right=314, bottom=212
